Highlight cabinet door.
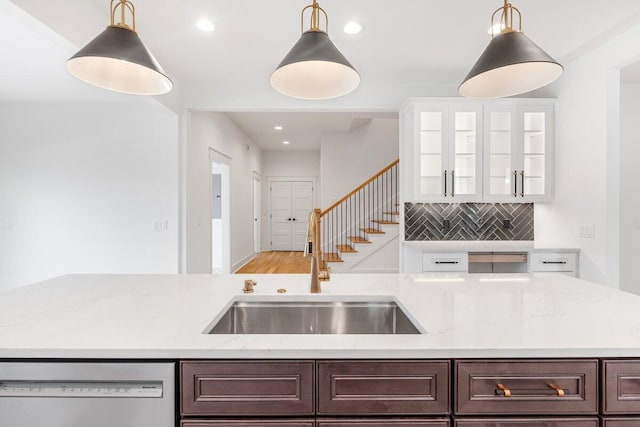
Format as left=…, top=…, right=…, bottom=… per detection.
left=414, top=105, right=449, bottom=201
left=319, top=419, right=450, bottom=426
left=603, top=360, right=640, bottom=414
left=182, top=421, right=315, bottom=427
left=454, top=418, right=598, bottom=426
left=449, top=105, right=483, bottom=202
left=483, top=105, right=553, bottom=202
left=602, top=419, right=640, bottom=427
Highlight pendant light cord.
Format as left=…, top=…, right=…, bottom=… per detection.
left=110, top=0, right=136, bottom=32
left=301, top=0, right=329, bottom=34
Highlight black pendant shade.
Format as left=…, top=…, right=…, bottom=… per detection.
left=67, top=25, right=172, bottom=95
left=271, top=30, right=360, bottom=100
left=459, top=30, right=562, bottom=98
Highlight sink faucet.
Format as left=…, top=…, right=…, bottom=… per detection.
left=306, top=208, right=330, bottom=293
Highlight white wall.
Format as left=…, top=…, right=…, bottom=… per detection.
left=186, top=112, right=262, bottom=273
left=0, top=101, right=179, bottom=292
left=620, top=82, right=640, bottom=294
left=260, top=151, right=320, bottom=251
left=535, top=22, right=640, bottom=287
left=320, top=118, right=399, bottom=209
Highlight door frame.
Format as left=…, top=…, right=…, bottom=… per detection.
left=209, top=149, right=232, bottom=274
left=253, top=171, right=262, bottom=256
left=267, top=176, right=317, bottom=251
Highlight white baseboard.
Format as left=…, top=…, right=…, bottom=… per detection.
left=232, top=252, right=255, bottom=273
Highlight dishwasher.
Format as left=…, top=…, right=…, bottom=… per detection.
left=0, top=362, right=175, bottom=427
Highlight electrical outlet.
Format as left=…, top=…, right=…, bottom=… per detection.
left=152, top=220, right=168, bottom=232
left=580, top=225, right=595, bottom=239
left=0, top=219, right=12, bottom=231
left=503, top=219, right=511, bottom=230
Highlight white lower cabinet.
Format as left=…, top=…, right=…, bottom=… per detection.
left=529, top=251, right=578, bottom=277
left=422, top=252, right=469, bottom=272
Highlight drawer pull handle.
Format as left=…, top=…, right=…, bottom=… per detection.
left=542, top=261, right=567, bottom=264
left=434, top=261, right=460, bottom=264
left=548, top=383, right=565, bottom=397
left=496, top=383, right=511, bottom=397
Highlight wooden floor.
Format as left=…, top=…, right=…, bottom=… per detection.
left=235, top=251, right=311, bottom=274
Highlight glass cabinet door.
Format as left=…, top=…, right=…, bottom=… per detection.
left=451, top=107, right=482, bottom=200
left=485, top=108, right=516, bottom=198
left=521, top=107, right=550, bottom=198
left=417, top=109, right=447, bottom=199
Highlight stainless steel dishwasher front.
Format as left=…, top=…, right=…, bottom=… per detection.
left=0, top=362, right=175, bottom=427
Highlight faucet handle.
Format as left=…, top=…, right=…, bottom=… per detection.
left=243, top=279, right=257, bottom=294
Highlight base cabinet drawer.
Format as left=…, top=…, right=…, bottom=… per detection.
left=318, top=361, right=450, bottom=415
left=455, top=360, right=598, bottom=415
left=454, top=418, right=598, bottom=426
left=180, top=361, right=314, bottom=416
left=602, top=418, right=640, bottom=427
left=422, top=252, right=468, bottom=272
left=181, top=421, right=315, bottom=427
left=603, top=360, right=640, bottom=414
left=318, top=419, right=450, bottom=426
left=528, top=252, right=577, bottom=273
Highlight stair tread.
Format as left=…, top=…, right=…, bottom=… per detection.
left=372, top=220, right=399, bottom=225
left=349, top=236, right=371, bottom=244
left=323, top=253, right=344, bottom=263
left=336, top=245, right=357, bottom=253
left=384, top=211, right=400, bottom=215
left=361, top=227, right=385, bottom=234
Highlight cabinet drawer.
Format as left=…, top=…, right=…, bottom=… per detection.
left=603, top=360, right=640, bottom=414
left=455, top=360, right=598, bottom=415
left=318, top=360, right=450, bottom=415
left=602, top=419, right=640, bottom=427
left=528, top=252, right=577, bottom=272
left=454, top=418, right=598, bottom=426
left=423, top=252, right=468, bottom=272
left=318, top=419, right=450, bottom=426
left=181, top=361, right=314, bottom=416
left=182, top=421, right=315, bottom=427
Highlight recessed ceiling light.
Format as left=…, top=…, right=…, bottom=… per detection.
left=344, top=21, right=364, bottom=35
left=282, top=141, right=290, bottom=145
left=274, top=125, right=283, bottom=131
left=196, top=18, right=215, bottom=32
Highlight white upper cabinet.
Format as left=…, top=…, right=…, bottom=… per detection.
left=483, top=105, right=554, bottom=202
left=401, top=99, right=554, bottom=203
left=410, top=102, right=483, bottom=202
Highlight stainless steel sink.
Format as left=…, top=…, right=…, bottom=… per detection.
left=207, top=300, right=422, bottom=335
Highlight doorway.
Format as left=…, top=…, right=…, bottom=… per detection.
left=269, top=179, right=315, bottom=251
left=210, top=150, right=231, bottom=274
left=253, top=172, right=261, bottom=255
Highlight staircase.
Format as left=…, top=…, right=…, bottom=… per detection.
left=313, top=160, right=399, bottom=274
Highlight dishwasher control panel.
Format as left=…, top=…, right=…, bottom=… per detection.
left=0, top=381, right=163, bottom=398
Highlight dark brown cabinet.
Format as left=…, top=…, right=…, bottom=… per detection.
left=601, top=419, right=640, bottom=427
left=181, top=421, right=315, bottom=427
left=454, top=419, right=598, bottom=426
left=603, top=360, right=640, bottom=414
left=455, top=360, right=598, bottom=415
left=180, top=361, right=314, bottom=416
left=318, top=419, right=450, bottom=426
left=317, top=361, right=450, bottom=415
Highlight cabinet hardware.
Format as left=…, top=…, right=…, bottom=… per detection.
left=520, top=170, right=525, bottom=197
left=451, top=170, right=455, bottom=197
left=548, top=383, right=565, bottom=397
left=542, top=261, right=567, bottom=265
left=513, top=171, right=518, bottom=197
left=434, top=260, right=460, bottom=265
left=444, top=170, right=448, bottom=196
left=496, top=383, right=512, bottom=397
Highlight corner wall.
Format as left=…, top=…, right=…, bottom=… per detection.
left=535, top=22, right=640, bottom=287
left=186, top=112, right=262, bottom=273
left=0, top=101, right=179, bottom=292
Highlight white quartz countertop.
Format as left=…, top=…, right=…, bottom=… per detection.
left=0, top=273, right=639, bottom=359
left=404, top=241, right=579, bottom=252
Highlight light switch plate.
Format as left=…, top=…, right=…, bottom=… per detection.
left=580, top=225, right=595, bottom=239
left=152, top=220, right=168, bottom=232
left=0, top=219, right=11, bottom=231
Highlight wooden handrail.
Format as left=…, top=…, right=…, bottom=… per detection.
left=320, top=159, right=399, bottom=217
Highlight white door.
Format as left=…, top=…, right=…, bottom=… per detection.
left=211, top=152, right=231, bottom=274
left=253, top=173, right=261, bottom=254
left=270, top=181, right=314, bottom=251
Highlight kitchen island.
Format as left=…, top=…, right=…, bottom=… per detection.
left=2, top=274, right=640, bottom=427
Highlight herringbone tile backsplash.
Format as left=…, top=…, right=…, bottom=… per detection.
left=405, top=203, right=534, bottom=241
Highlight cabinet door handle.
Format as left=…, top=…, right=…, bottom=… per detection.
left=444, top=170, right=448, bottom=196
left=542, top=260, right=567, bottom=265
left=496, top=383, right=511, bottom=397
left=520, top=171, right=525, bottom=197
left=451, top=170, right=455, bottom=197
left=513, top=171, right=518, bottom=197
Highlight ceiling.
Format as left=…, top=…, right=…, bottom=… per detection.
left=3, top=0, right=640, bottom=150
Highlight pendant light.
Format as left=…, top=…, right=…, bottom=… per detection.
left=459, top=0, right=563, bottom=99
left=66, top=0, right=172, bottom=96
left=270, top=0, right=360, bottom=100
